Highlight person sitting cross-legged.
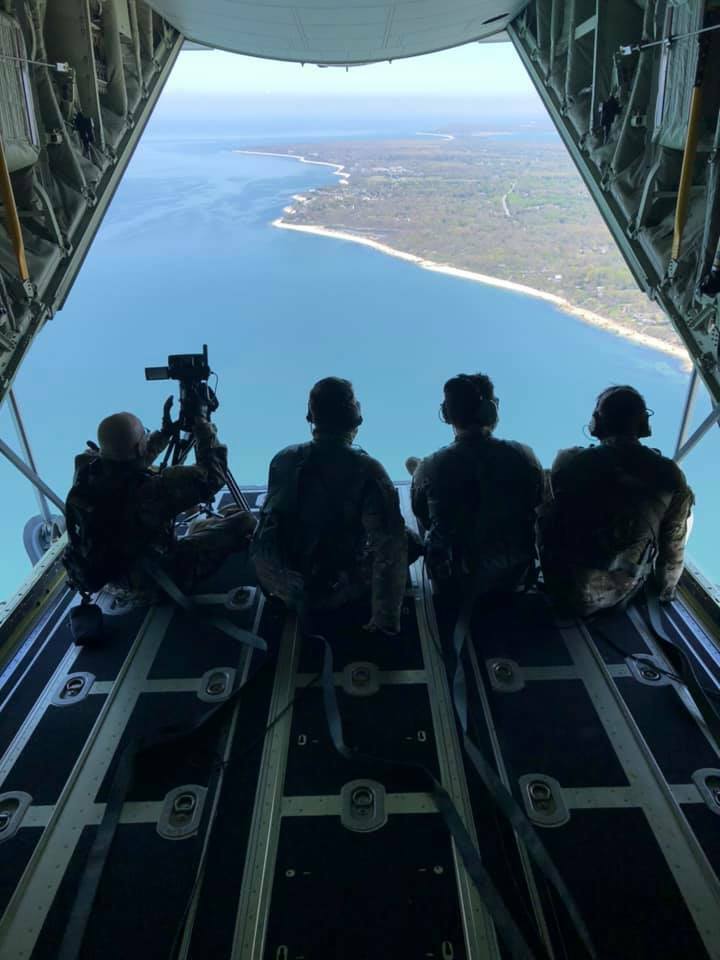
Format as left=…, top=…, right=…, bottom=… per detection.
left=409, top=373, right=544, bottom=597
left=252, top=377, right=409, bottom=635
left=538, top=385, right=694, bottom=617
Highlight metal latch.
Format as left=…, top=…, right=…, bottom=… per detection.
left=225, top=587, right=256, bottom=611
left=198, top=667, right=236, bottom=703
left=157, top=785, right=207, bottom=840
left=487, top=659, right=524, bottom=693
left=692, top=769, right=720, bottom=816
left=342, top=662, right=380, bottom=697
left=0, top=792, right=32, bottom=843
left=626, top=655, right=671, bottom=687
left=519, top=774, right=569, bottom=827
left=51, top=672, right=95, bottom=707
left=340, top=780, right=387, bottom=833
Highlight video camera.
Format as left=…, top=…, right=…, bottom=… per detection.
left=145, top=344, right=219, bottom=432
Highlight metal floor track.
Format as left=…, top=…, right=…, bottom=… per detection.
left=0, top=486, right=719, bottom=960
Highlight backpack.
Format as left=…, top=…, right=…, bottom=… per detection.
left=63, top=457, right=149, bottom=595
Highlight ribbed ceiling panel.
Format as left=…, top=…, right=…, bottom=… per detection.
left=146, top=0, right=529, bottom=63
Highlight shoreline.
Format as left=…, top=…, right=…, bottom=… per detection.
left=416, top=131, right=455, bottom=141
left=235, top=149, right=688, bottom=367
left=234, top=149, right=350, bottom=183
left=273, top=219, right=690, bottom=367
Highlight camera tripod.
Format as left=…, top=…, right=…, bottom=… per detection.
left=161, top=425, right=252, bottom=514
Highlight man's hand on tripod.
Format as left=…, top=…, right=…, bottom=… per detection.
left=162, top=395, right=178, bottom=434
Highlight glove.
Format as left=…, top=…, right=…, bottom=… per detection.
left=162, top=396, right=175, bottom=433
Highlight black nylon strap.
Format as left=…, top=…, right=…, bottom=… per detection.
left=57, top=739, right=138, bottom=960
left=644, top=589, right=720, bottom=747
left=142, top=560, right=266, bottom=651
left=57, top=602, right=266, bottom=960
left=301, top=617, right=538, bottom=960
left=607, top=539, right=656, bottom=580
left=451, top=586, right=597, bottom=960
left=318, top=628, right=353, bottom=760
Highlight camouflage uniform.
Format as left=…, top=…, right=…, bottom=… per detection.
left=70, top=419, right=255, bottom=594
left=411, top=426, right=544, bottom=593
left=539, top=438, right=694, bottom=616
left=251, top=433, right=407, bottom=633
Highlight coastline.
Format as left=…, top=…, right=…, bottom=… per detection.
left=234, top=149, right=688, bottom=368
left=273, top=218, right=690, bottom=368
left=234, top=149, right=351, bottom=185
left=416, top=131, right=455, bottom=141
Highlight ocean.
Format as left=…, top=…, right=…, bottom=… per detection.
left=1, top=103, right=717, bottom=600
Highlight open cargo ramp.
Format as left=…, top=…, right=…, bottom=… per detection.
left=1, top=485, right=719, bottom=959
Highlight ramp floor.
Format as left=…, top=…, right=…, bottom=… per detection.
left=0, top=486, right=719, bottom=960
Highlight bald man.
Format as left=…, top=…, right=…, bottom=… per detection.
left=64, top=398, right=255, bottom=598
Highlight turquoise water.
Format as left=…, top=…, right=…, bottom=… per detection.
left=1, top=109, right=717, bottom=599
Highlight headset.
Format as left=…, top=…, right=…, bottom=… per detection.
left=306, top=394, right=363, bottom=430
left=440, top=374, right=499, bottom=429
left=588, top=386, right=651, bottom=439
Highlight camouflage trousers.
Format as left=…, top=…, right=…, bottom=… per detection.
left=255, top=527, right=423, bottom=615
left=109, top=507, right=257, bottom=603
left=172, top=507, right=257, bottom=590
left=253, top=553, right=365, bottom=614
left=543, top=565, right=644, bottom=618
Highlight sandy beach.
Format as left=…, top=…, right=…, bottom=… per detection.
left=416, top=131, right=455, bottom=141
left=235, top=149, right=349, bottom=181
left=235, top=149, right=688, bottom=367
left=272, top=219, right=690, bottom=368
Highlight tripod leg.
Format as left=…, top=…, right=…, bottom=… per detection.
left=222, top=467, right=252, bottom=513
left=164, top=431, right=250, bottom=512
left=171, top=434, right=196, bottom=466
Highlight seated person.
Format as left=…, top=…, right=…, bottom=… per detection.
left=409, top=373, right=544, bottom=595
left=251, top=377, right=407, bottom=635
left=539, top=385, right=694, bottom=617
left=64, top=398, right=255, bottom=600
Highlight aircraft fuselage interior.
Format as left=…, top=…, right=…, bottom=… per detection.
left=1, top=3, right=720, bottom=959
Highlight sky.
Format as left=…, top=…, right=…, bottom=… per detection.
left=163, top=40, right=541, bottom=105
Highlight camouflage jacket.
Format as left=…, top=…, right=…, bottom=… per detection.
left=541, top=438, right=694, bottom=613
left=252, top=433, right=406, bottom=632
left=411, top=427, right=544, bottom=590
left=70, top=419, right=228, bottom=559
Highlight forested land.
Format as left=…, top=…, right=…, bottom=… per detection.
left=267, top=134, right=678, bottom=346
